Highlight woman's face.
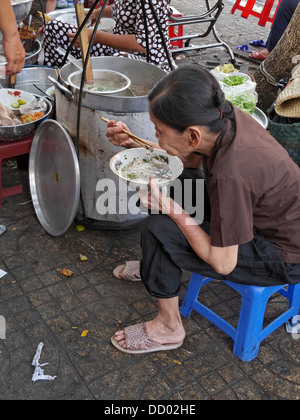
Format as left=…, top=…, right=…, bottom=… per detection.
left=149, top=109, right=192, bottom=160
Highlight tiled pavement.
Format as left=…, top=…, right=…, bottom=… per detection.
left=0, top=0, right=299, bottom=401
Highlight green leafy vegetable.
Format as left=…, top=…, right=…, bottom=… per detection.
left=225, top=92, right=257, bottom=115
left=221, top=75, right=249, bottom=86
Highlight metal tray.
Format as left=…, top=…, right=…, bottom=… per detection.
left=29, top=120, right=80, bottom=237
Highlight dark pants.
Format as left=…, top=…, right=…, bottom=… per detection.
left=140, top=215, right=300, bottom=299
left=139, top=199, right=300, bottom=299
left=266, top=0, right=299, bottom=52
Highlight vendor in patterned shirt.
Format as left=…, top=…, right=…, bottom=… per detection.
left=43, top=0, right=170, bottom=69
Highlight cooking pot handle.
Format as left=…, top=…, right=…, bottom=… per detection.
left=48, top=76, right=74, bottom=101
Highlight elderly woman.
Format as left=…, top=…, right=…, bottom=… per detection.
left=43, top=0, right=170, bottom=68
left=104, top=65, right=300, bottom=355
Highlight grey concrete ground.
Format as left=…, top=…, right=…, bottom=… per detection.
left=0, top=0, right=299, bottom=401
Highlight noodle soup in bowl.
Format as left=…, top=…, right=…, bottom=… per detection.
left=110, top=148, right=184, bottom=189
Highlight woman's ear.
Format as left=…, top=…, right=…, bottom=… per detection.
left=187, top=127, right=202, bottom=149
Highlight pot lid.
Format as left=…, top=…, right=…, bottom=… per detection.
left=29, top=120, right=80, bottom=237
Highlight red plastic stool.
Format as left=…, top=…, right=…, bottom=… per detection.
left=231, top=0, right=282, bottom=27
left=169, top=6, right=184, bottom=49
left=0, top=135, right=34, bottom=209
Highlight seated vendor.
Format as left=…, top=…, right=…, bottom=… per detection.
left=104, top=65, right=300, bottom=355
left=42, top=0, right=170, bottom=69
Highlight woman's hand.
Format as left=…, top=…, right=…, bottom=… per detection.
left=2, top=32, right=25, bottom=76
left=87, top=8, right=100, bottom=26
left=105, top=119, right=138, bottom=149
left=85, top=5, right=113, bottom=24
left=68, top=28, right=95, bottom=48
left=139, top=178, right=178, bottom=216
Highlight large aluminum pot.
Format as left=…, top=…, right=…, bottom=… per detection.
left=59, top=56, right=166, bottom=113
left=56, top=56, right=166, bottom=228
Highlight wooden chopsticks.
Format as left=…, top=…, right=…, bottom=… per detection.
left=101, top=117, right=154, bottom=152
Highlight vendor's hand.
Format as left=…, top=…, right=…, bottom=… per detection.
left=105, top=119, right=137, bottom=149
left=68, top=28, right=94, bottom=48
left=2, top=32, right=25, bottom=76
left=86, top=8, right=100, bottom=26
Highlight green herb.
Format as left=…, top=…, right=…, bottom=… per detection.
left=225, top=92, right=257, bottom=115
left=221, top=75, right=248, bottom=86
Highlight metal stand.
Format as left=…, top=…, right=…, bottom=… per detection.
left=169, top=0, right=236, bottom=64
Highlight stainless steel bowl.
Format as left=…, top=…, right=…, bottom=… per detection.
left=12, top=0, right=34, bottom=24
left=0, top=95, right=52, bottom=142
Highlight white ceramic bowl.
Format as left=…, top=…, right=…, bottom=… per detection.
left=110, top=148, right=184, bottom=188
left=0, top=88, right=35, bottom=110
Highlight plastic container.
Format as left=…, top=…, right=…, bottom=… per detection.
left=215, top=72, right=258, bottom=115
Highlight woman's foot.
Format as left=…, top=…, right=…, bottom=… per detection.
left=112, top=318, right=185, bottom=354
left=249, top=49, right=269, bottom=61
left=113, top=261, right=141, bottom=281
left=112, top=297, right=186, bottom=354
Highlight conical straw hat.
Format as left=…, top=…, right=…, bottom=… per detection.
left=275, top=67, right=300, bottom=118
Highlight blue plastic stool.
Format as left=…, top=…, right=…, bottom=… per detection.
left=180, top=274, right=300, bottom=362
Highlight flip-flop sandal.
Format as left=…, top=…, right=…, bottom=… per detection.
left=249, top=51, right=267, bottom=61
left=111, top=322, right=184, bottom=355
left=249, top=39, right=267, bottom=47
left=113, top=261, right=141, bottom=281
left=235, top=44, right=253, bottom=53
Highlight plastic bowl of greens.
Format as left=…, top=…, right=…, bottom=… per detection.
left=225, top=91, right=258, bottom=115
left=219, top=73, right=258, bottom=115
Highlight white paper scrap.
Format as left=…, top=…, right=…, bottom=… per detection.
left=0, top=269, right=7, bottom=279
left=32, top=342, right=57, bottom=383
